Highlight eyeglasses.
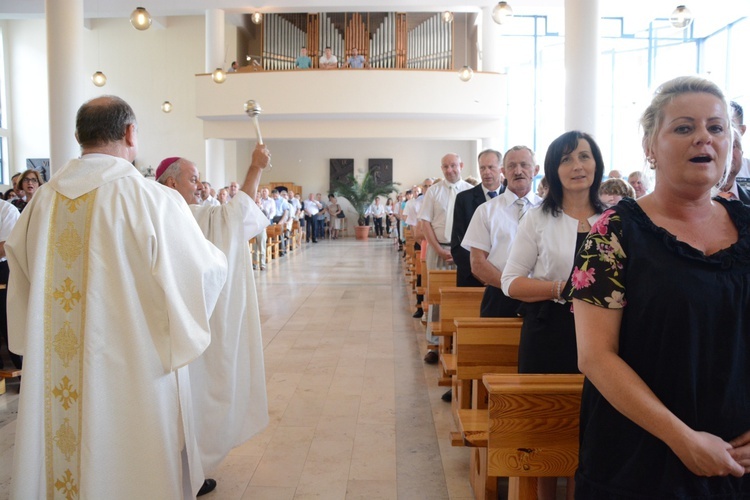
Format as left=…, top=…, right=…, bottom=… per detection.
left=22, top=178, right=39, bottom=185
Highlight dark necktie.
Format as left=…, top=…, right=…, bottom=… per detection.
left=488, top=191, right=497, bottom=199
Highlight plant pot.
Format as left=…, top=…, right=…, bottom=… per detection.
left=354, top=225, right=370, bottom=240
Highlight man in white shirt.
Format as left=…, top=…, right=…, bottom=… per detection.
left=272, top=189, right=292, bottom=254
left=462, top=145, right=542, bottom=318
left=367, top=197, right=386, bottom=238
left=228, top=181, right=240, bottom=198
left=253, top=188, right=275, bottom=270
left=303, top=193, right=322, bottom=243
left=289, top=192, right=303, bottom=222
left=258, top=188, right=276, bottom=222
left=200, top=181, right=221, bottom=206
left=156, top=146, right=270, bottom=496
left=418, top=154, right=472, bottom=363
left=320, top=46, right=338, bottom=69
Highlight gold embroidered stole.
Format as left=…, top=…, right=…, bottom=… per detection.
left=44, top=191, right=96, bottom=500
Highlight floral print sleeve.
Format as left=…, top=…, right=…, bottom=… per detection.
left=569, top=209, right=627, bottom=309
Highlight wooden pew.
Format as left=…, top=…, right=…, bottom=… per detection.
left=266, top=224, right=281, bottom=261
left=451, top=317, right=523, bottom=500
left=0, top=369, right=21, bottom=396
left=453, top=317, right=523, bottom=412
left=485, top=374, right=584, bottom=500
left=424, top=269, right=456, bottom=334
left=436, top=287, right=484, bottom=386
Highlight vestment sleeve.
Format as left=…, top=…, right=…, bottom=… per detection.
left=233, top=191, right=270, bottom=240
left=5, top=211, right=31, bottom=355
left=151, top=195, right=228, bottom=371
left=569, top=209, right=627, bottom=309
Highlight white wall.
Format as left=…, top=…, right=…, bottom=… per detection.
left=5, top=19, right=50, bottom=180
left=228, top=137, right=479, bottom=195
left=2, top=15, right=488, bottom=192
left=4, top=16, right=208, bottom=179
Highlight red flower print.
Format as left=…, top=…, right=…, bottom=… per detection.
left=571, top=266, right=596, bottom=290
left=591, top=209, right=615, bottom=236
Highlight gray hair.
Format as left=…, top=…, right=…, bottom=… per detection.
left=503, top=145, right=536, bottom=167
left=156, top=159, right=186, bottom=185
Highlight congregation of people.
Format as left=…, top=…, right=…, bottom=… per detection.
left=397, top=76, right=750, bottom=498
left=0, top=73, right=750, bottom=499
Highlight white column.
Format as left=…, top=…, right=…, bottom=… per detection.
left=480, top=7, right=501, bottom=73
left=46, top=0, right=84, bottom=175
left=564, top=0, right=599, bottom=135
left=205, top=9, right=225, bottom=72
left=205, top=9, right=225, bottom=186
left=205, top=139, right=226, bottom=187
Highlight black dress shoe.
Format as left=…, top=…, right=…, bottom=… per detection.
left=197, top=479, right=217, bottom=497
left=423, top=350, right=439, bottom=364
left=412, top=308, right=424, bottom=318
left=442, top=389, right=452, bottom=402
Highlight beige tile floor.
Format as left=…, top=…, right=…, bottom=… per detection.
left=0, top=236, right=478, bottom=500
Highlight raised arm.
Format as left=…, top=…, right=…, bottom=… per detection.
left=240, top=144, right=271, bottom=198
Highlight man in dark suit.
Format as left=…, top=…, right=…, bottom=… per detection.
left=450, top=149, right=504, bottom=287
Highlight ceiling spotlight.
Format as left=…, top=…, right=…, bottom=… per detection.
left=251, top=12, right=263, bottom=25
left=670, top=5, right=694, bottom=29
left=211, top=68, right=227, bottom=84
left=91, top=71, right=107, bottom=87
left=442, top=11, right=454, bottom=23
left=492, top=1, right=514, bottom=25
left=130, top=7, right=152, bottom=31
left=161, top=101, right=173, bottom=113
left=458, top=65, right=474, bottom=82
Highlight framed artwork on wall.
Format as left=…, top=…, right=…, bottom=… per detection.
left=330, top=158, right=354, bottom=192
left=26, top=158, right=50, bottom=182
left=368, top=158, right=393, bottom=187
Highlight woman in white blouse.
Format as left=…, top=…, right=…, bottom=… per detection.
left=500, top=130, right=606, bottom=499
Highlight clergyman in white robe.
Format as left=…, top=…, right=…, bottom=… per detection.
left=189, top=189, right=270, bottom=472
left=6, top=154, right=228, bottom=499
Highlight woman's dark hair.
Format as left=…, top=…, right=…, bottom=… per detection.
left=3, top=188, right=15, bottom=200
left=541, top=130, right=606, bottom=216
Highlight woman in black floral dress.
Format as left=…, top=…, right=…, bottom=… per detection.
left=571, top=76, right=750, bottom=498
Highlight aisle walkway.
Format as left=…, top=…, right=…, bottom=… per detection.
left=0, top=237, right=474, bottom=500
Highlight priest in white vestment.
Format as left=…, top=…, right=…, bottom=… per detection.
left=6, top=96, right=228, bottom=500
left=155, top=144, right=270, bottom=481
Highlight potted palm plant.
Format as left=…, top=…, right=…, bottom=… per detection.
left=332, top=172, right=399, bottom=240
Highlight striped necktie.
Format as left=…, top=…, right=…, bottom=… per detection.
left=514, top=197, right=529, bottom=220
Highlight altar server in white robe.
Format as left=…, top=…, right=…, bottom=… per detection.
left=6, top=96, right=228, bottom=500
left=155, top=144, right=270, bottom=483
